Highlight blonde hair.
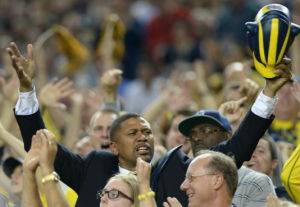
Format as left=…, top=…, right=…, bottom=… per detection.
left=108, top=174, right=140, bottom=207
left=89, top=110, right=119, bottom=132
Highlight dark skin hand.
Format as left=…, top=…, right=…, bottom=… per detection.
left=263, top=57, right=292, bottom=98
left=6, top=42, right=35, bottom=92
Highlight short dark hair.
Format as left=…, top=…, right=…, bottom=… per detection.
left=110, top=113, right=141, bottom=142
left=261, top=135, right=278, bottom=160
left=198, top=150, right=238, bottom=198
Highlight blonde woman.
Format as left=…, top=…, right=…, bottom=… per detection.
left=98, top=174, right=138, bottom=207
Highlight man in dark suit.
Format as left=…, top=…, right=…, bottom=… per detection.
left=7, top=42, right=292, bottom=207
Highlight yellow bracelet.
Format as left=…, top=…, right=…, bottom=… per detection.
left=138, top=191, right=155, bottom=201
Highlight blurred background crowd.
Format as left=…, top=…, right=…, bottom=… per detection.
left=1, top=0, right=300, bottom=206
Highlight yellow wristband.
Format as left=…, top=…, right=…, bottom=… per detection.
left=138, top=191, right=155, bottom=201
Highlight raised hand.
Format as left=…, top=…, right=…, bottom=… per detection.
left=0, top=75, right=19, bottom=104
left=23, top=135, right=42, bottom=173
left=291, top=79, right=300, bottom=103
left=163, top=197, right=183, bottom=207
left=264, top=57, right=292, bottom=98
left=238, top=78, right=260, bottom=103
left=38, top=77, right=74, bottom=110
left=36, top=129, right=58, bottom=176
left=6, top=42, right=35, bottom=92
left=218, top=96, right=248, bottom=124
left=165, top=87, right=192, bottom=113
left=82, top=88, right=103, bottom=114
left=136, top=157, right=152, bottom=190
left=100, top=69, right=122, bottom=102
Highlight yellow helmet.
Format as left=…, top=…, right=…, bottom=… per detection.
left=246, top=4, right=300, bottom=79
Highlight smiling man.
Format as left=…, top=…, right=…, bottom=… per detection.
left=178, top=110, right=277, bottom=207
left=180, top=150, right=238, bottom=207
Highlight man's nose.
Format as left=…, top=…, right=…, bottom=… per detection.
left=137, top=131, right=147, bottom=141
left=180, top=178, right=189, bottom=191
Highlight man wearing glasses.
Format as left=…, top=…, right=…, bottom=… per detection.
left=177, top=109, right=276, bottom=207
left=180, top=150, right=238, bottom=207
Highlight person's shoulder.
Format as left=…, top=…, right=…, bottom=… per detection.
left=156, top=145, right=192, bottom=166
left=85, top=150, right=118, bottom=162
left=239, top=166, right=273, bottom=186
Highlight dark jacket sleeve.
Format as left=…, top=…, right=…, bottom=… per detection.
left=14, top=108, right=46, bottom=151
left=211, top=110, right=275, bottom=168
left=14, top=108, right=87, bottom=193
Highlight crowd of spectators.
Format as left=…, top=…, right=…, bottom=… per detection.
left=0, top=0, right=300, bottom=206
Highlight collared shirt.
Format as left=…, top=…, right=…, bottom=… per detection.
left=118, top=166, right=136, bottom=175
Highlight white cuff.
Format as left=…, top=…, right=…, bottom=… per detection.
left=15, top=85, right=39, bottom=115
left=251, top=90, right=278, bottom=119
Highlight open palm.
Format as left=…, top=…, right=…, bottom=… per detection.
left=6, top=42, right=36, bottom=91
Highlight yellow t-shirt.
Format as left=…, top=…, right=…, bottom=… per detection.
left=281, top=143, right=300, bottom=204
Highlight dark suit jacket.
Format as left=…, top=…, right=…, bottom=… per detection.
left=15, top=109, right=274, bottom=207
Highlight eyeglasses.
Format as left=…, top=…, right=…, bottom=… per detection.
left=97, top=189, right=134, bottom=202
left=185, top=173, right=217, bottom=183
left=187, top=127, right=226, bottom=141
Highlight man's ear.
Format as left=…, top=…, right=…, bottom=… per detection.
left=226, top=132, right=232, bottom=140
left=212, top=174, right=224, bottom=190
left=110, top=142, right=119, bottom=156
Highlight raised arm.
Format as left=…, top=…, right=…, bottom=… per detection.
left=7, top=42, right=86, bottom=194
left=22, top=135, right=44, bottom=207
left=137, top=158, right=182, bottom=207
left=99, top=68, right=122, bottom=113
left=38, top=129, right=70, bottom=207
left=0, top=120, right=26, bottom=158
left=213, top=57, right=292, bottom=168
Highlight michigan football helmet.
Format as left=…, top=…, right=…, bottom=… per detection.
left=246, top=4, right=300, bottom=79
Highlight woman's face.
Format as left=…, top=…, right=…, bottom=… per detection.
left=100, top=179, right=134, bottom=207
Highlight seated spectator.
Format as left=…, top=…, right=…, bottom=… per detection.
left=244, top=135, right=292, bottom=201
left=180, top=150, right=238, bottom=207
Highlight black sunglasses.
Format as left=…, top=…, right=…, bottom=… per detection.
left=97, top=189, right=134, bottom=202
